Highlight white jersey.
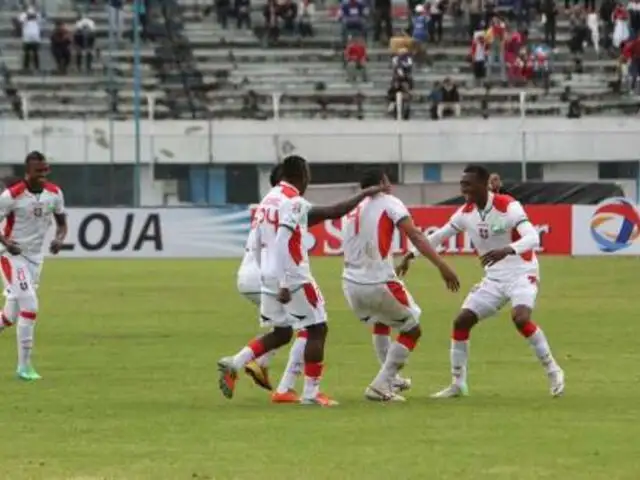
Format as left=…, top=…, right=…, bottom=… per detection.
left=342, top=193, right=410, bottom=284
left=430, top=193, right=539, bottom=280
left=256, top=181, right=313, bottom=290
left=0, top=181, right=65, bottom=263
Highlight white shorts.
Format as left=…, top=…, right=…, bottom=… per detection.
left=342, top=280, right=421, bottom=333
left=462, top=274, right=539, bottom=320
left=0, top=254, right=42, bottom=300
left=237, top=265, right=261, bottom=306
left=260, top=281, right=327, bottom=329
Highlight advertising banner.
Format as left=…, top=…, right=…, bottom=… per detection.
left=572, top=198, right=640, bottom=256
left=52, top=208, right=250, bottom=258
left=306, top=205, right=573, bottom=256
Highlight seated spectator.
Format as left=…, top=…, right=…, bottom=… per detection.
left=509, top=47, right=533, bottom=85
left=235, top=0, right=252, bottom=29
left=531, top=44, right=551, bottom=90
left=411, top=5, right=429, bottom=63
left=392, top=47, right=413, bottom=87
left=297, top=0, right=314, bottom=37
left=612, top=3, right=630, bottom=49
left=20, top=7, right=42, bottom=72
left=437, top=77, right=461, bottom=118
left=50, top=21, right=71, bottom=75
left=345, top=35, right=368, bottom=82
left=387, top=78, right=411, bottom=119
left=339, top=0, right=367, bottom=45
left=470, top=31, right=487, bottom=86
left=278, top=0, right=298, bottom=34
left=74, top=14, right=96, bottom=72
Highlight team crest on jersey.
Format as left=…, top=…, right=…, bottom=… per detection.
left=489, top=217, right=508, bottom=234
left=33, top=206, right=43, bottom=217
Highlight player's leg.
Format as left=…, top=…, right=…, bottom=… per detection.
left=509, top=276, right=564, bottom=397
left=272, top=329, right=307, bottom=403
left=217, top=291, right=294, bottom=399
left=432, top=279, right=506, bottom=398
left=290, top=283, right=337, bottom=407
left=0, top=257, right=18, bottom=333
left=366, top=281, right=421, bottom=402
left=371, top=323, right=412, bottom=393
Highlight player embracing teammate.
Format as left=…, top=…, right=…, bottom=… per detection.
left=0, top=152, right=67, bottom=380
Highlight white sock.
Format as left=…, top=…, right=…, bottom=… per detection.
left=451, top=340, right=469, bottom=386
left=526, top=327, right=560, bottom=373
left=231, top=347, right=257, bottom=371
left=255, top=349, right=276, bottom=368
left=372, top=331, right=390, bottom=365
left=372, top=341, right=411, bottom=388
left=276, top=334, right=306, bottom=394
left=17, top=316, right=36, bottom=370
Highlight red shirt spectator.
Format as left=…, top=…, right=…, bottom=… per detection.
left=345, top=38, right=367, bottom=63
left=623, top=37, right=640, bottom=60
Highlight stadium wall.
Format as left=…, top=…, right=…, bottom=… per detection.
left=42, top=199, right=639, bottom=258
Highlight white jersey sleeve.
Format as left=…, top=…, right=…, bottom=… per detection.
left=386, top=196, right=411, bottom=225
left=53, top=189, right=65, bottom=214
left=279, top=196, right=312, bottom=231
left=507, top=201, right=539, bottom=254
left=0, top=189, right=15, bottom=223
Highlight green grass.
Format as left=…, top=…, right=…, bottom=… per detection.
left=0, top=257, right=639, bottom=480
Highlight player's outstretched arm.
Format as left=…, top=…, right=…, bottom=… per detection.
left=398, top=217, right=460, bottom=292
left=307, top=185, right=386, bottom=226
left=397, top=222, right=460, bottom=276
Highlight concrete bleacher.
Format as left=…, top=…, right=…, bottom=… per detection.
left=0, top=0, right=638, bottom=119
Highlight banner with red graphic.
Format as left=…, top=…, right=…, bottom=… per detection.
left=306, top=205, right=573, bottom=256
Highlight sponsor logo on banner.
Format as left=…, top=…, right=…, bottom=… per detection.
left=45, top=208, right=250, bottom=258
left=307, top=205, right=572, bottom=256
left=572, top=199, right=640, bottom=256
left=589, top=198, right=640, bottom=253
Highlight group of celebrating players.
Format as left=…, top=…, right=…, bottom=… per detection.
left=219, top=155, right=565, bottom=406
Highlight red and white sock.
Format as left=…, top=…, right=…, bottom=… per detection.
left=451, top=329, right=470, bottom=386
left=17, top=312, right=36, bottom=370
left=372, top=324, right=391, bottom=365
left=371, top=334, right=417, bottom=388
left=276, top=330, right=307, bottom=394
left=302, top=361, right=323, bottom=399
left=255, top=350, right=276, bottom=368
left=231, top=338, right=266, bottom=371
left=519, top=321, right=560, bottom=373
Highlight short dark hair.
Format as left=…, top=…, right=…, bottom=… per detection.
left=280, top=155, right=307, bottom=182
left=269, top=164, right=282, bottom=187
left=463, top=164, right=490, bottom=184
left=25, top=151, right=46, bottom=164
left=360, top=169, right=385, bottom=189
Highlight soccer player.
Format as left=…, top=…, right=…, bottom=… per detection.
left=342, top=169, right=460, bottom=402
left=398, top=164, right=565, bottom=398
left=0, top=151, right=67, bottom=380
left=218, top=155, right=385, bottom=406
left=237, top=164, right=309, bottom=403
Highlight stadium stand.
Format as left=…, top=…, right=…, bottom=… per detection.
left=0, top=0, right=638, bottom=119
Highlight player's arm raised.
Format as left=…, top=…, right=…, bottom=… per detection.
left=481, top=201, right=539, bottom=266
left=307, top=185, right=387, bottom=226
left=0, top=189, right=20, bottom=255
left=396, top=221, right=461, bottom=277
left=397, top=217, right=460, bottom=292
left=49, top=190, right=68, bottom=254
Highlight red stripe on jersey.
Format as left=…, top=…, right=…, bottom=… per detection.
left=493, top=194, right=515, bottom=213
left=386, top=281, right=410, bottom=307
left=43, top=182, right=60, bottom=194
left=461, top=202, right=474, bottom=213
left=7, top=181, right=27, bottom=198
left=3, top=212, right=15, bottom=238
left=279, top=182, right=300, bottom=199
left=302, top=283, right=319, bottom=308
left=377, top=211, right=394, bottom=258
left=0, top=256, right=12, bottom=283
left=511, top=227, right=534, bottom=262
left=288, top=226, right=303, bottom=265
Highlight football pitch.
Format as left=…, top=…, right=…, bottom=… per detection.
left=0, top=256, right=638, bottom=480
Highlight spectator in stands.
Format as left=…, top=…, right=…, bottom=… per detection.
left=339, top=0, right=368, bottom=45
left=107, top=0, right=125, bottom=41
left=411, top=5, right=429, bottom=63
left=263, top=0, right=279, bottom=40
left=20, top=7, right=41, bottom=72
left=485, top=16, right=507, bottom=81
left=387, top=77, right=411, bottom=119
left=74, top=14, right=96, bottom=72
left=297, top=0, right=314, bottom=37
left=600, top=0, right=616, bottom=49
left=483, top=0, right=496, bottom=27
left=345, top=35, right=368, bottom=82
left=541, top=0, right=557, bottom=49
left=437, top=77, right=461, bottom=118
left=467, top=0, right=483, bottom=39
left=514, top=0, right=530, bottom=29
left=624, top=35, right=640, bottom=93
left=630, top=0, right=640, bottom=39
left=133, top=0, right=149, bottom=40
left=373, top=0, right=393, bottom=44
left=587, top=8, right=600, bottom=55
left=279, top=0, right=298, bottom=34
left=216, top=0, right=232, bottom=29
left=50, top=21, right=71, bottom=75
left=612, top=3, right=630, bottom=49
left=449, top=0, right=465, bottom=41
left=429, top=0, right=445, bottom=44
left=392, top=46, right=413, bottom=88
left=531, top=44, right=551, bottom=91
left=470, top=31, right=487, bottom=86
left=569, top=7, right=590, bottom=54
left=235, top=0, right=252, bottom=29
left=428, top=81, right=442, bottom=119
